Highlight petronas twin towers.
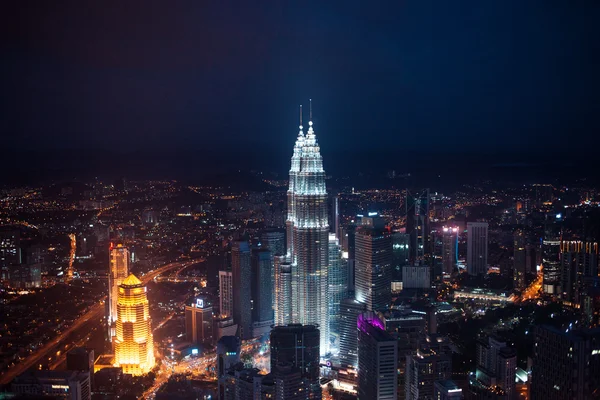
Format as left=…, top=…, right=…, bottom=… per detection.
left=285, top=101, right=329, bottom=355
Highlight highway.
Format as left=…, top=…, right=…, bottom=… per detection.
left=0, top=259, right=198, bottom=385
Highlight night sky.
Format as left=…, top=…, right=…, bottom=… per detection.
left=2, top=1, right=600, bottom=179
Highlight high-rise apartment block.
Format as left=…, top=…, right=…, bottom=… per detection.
left=475, top=336, right=516, bottom=400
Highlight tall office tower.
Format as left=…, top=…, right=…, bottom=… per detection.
left=232, top=241, right=253, bottom=339
left=542, top=239, right=561, bottom=295
left=441, top=226, right=458, bottom=275
left=405, top=347, right=452, bottom=400
left=475, top=336, right=516, bottom=400
left=285, top=102, right=330, bottom=354
left=328, top=233, right=347, bottom=338
left=113, top=274, right=155, bottom=376
left=185, top=298, right=214, bottom=346
left=560, top=241, right=598, bottom=306
left=467, top=222, right=488, bottom=276
left=513, top=229, right=527, bottom=290
left=406, top=189, right=429, bottom=265
left=270, top=324, right=321, bottom=399
left=261, top=229, right=285, bottom=256
left=355, top=223, right=393, bottom=312
left=217, top=336, right=241, bottom=378
left=381, top=310, right=426, bottom=400
left=392, top=232, right=410, bottom=283
left=532, top=325, right=600, bottom=399
left=274, top=259, right=292, bottom=326
left=219, top=270, right=233, bottom=318
left=0, top=227, right=20, bottom=282
left=340, top=223, right=357, bottom=295
left=329, top=194, right=340, bottom=239
left=357, top=312, right=398, bottom=400
left=108, top=244, right=129, bottom=339
left=339, top=299, right=367, bottom=369
left=251, top=248, right=274, bottom=336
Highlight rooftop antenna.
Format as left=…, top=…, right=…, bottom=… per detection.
left=298, top=104, right=304, bottom=136
left=309, top=99, right=313, bottom=126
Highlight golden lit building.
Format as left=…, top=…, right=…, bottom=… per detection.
left=113, top=274, right=155, bottom=376
left=108, top=244, right=129, bottom=339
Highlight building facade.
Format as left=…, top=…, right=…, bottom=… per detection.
left=219, top=270, right=234, bottom=318
left=113, top=274, right=155, bottom=376
left=108, top=244, right=130, bottom=340
left=232, top=241, right=252, bottom=339
left=185, top=298, right=214, bottom=346
left=467, top=222, right=488, bottom=276
left=357, top=312, right=398, bottom=400
left=270, top=324, right=321, bottom=399
left=354, top=225, right=392, bottom=312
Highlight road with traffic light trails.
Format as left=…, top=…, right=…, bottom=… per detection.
left=0, top=259, right=200, bottom=385
left=142, top=337, right=266, bottom=400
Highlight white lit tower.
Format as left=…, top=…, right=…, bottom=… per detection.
left=286, top=101, right=330, bottom=355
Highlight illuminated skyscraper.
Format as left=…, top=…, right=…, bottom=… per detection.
left=355, top=222, right=392, bottom=312
left=285, top=102, right=329, bottom=354
left=108, top=244, right=129, bottom=339
left=274, top=258, right=292, bottom=326
left=328, top=233, right=347, bottom=339
left=113, top=274, right=155, bottom=376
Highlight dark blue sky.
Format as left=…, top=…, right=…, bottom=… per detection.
left=2, top=1, right=600, bottom=160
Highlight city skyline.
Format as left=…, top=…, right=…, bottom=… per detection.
left=2, top=2, right=600, bottom=399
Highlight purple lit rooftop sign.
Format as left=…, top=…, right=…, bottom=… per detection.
left=357, top=312, right=384, bottom=333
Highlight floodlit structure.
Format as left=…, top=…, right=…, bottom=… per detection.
left=285, top=101, right=329, bottom=354
left=113, top=274, right=155, bottom=376
left=108, top=244, right=129, bottom=339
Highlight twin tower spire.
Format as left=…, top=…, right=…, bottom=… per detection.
left=298, top=99, right=314, bottom=138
